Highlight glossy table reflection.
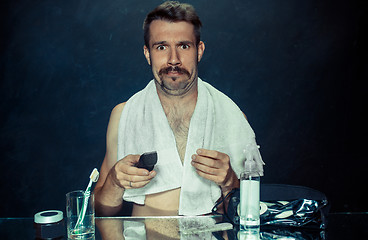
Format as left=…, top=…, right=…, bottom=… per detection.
left=0, top=213, right=367, bottom=239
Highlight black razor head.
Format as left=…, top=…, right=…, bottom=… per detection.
left=136, top=151, right=157, bottom=171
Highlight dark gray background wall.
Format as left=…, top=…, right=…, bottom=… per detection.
left=1, top=0, right=366, bottom=217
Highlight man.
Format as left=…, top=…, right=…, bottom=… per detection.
left=94, top=1, right=262, bottom=216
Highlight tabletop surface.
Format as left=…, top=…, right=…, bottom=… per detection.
left=1, top=213, right=367, bottom=239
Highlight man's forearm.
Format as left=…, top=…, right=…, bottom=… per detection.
left=221, top=170, right=240, bottom=197
left=220, top=173, right=240, bottom=213
left=94, top=176, right=125, bottom=216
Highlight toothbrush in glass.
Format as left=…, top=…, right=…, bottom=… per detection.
left=74, top=168, right=99, bottom=230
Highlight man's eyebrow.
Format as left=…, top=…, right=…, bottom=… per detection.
left=151, top=41, right=167, bottom=47
left=151, top=40, right=195, bottom=48
left=178, top=40, right=194, bottom=46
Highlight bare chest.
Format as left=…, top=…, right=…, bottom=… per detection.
left=167, top=113, right=191, bottom=163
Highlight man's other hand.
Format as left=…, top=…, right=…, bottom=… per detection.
left=191, top=149, right=239, bottom=192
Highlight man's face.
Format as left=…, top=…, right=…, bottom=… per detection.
left=144, top=20, right=205, bottom=96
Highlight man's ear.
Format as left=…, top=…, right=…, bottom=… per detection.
left=143, top=45, right=151, bottom=65
left=197, top=41, right=205, bottom=62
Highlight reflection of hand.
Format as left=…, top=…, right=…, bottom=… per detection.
left=191, top=149, right=239, bottom=191
left=109, top=154, right=156, bottom=189
left=96, top=218, right=124, bottom=240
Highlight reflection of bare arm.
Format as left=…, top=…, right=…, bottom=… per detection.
left=96, top=218, right=125, bottom=240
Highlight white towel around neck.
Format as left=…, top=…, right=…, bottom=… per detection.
left=117, top=78, right=262, bottom=215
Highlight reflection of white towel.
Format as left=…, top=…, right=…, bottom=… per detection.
left=117, top=78, right=262, bottom=215
left=123, top=217, right=217, bottom=239
left=123, top=221, right=146, bottom=240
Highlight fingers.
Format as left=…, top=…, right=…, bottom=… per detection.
left=191, top=159, right=219, bottom=176
left=118, top=154, right=148, bottom=174
left=191, top=149, right=230, bottom=169
left=196, top=149, right=229, bottom=161
left=191, top=149, right=231, bottom=186
left=191, top=159, right=228, bottom=186
left=111, top=154, right=156, bottom=189
left=117, top=161, right=149, bottom=176
left=118, top=174, right=155, bottom=189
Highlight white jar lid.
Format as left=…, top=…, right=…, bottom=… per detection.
left=34, top=210, right=63, bottom=224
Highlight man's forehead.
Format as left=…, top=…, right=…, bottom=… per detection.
left=149, top=20, right=196, bottom=44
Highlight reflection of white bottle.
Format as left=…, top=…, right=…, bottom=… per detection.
left=238, top=227, right=260, bottom=240
left=240, top=159, right=260, bottom=231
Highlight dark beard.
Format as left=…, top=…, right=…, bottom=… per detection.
left=155, top=66, right=196, bottom=96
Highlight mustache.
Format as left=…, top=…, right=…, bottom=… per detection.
left=158, top=66, right=190, bottom=76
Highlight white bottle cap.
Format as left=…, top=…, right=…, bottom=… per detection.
left=34, top=210, right=63, bottom=224
left=244, top=158, right=256, bottom=173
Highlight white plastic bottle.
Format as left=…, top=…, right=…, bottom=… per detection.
left=239, top=159, right=260, bottom=231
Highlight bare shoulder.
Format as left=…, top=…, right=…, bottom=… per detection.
left=106, top=102, right=126, bottom=143
left=111, top=102, right=126, bottom=120
left=107, top=102, right=126, bottom=129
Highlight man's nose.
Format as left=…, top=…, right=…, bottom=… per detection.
left=168, top=48, right=181, bottom=66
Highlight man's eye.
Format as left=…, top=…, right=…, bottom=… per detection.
left=157, top=45, right=167, bottom=50
left=180, top=44, right=190, bottom=50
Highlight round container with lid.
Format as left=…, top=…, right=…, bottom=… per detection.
left=34, top=210, right=64, bottom=239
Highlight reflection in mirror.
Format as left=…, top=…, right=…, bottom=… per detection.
left=238, top=228, right=260, bottom=240
left=96, top=218, right=125, bottom=239
left=96, top=216, right=229, bottom=239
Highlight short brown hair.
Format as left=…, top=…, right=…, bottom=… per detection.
left=143, top=1, right=202, bottom=48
